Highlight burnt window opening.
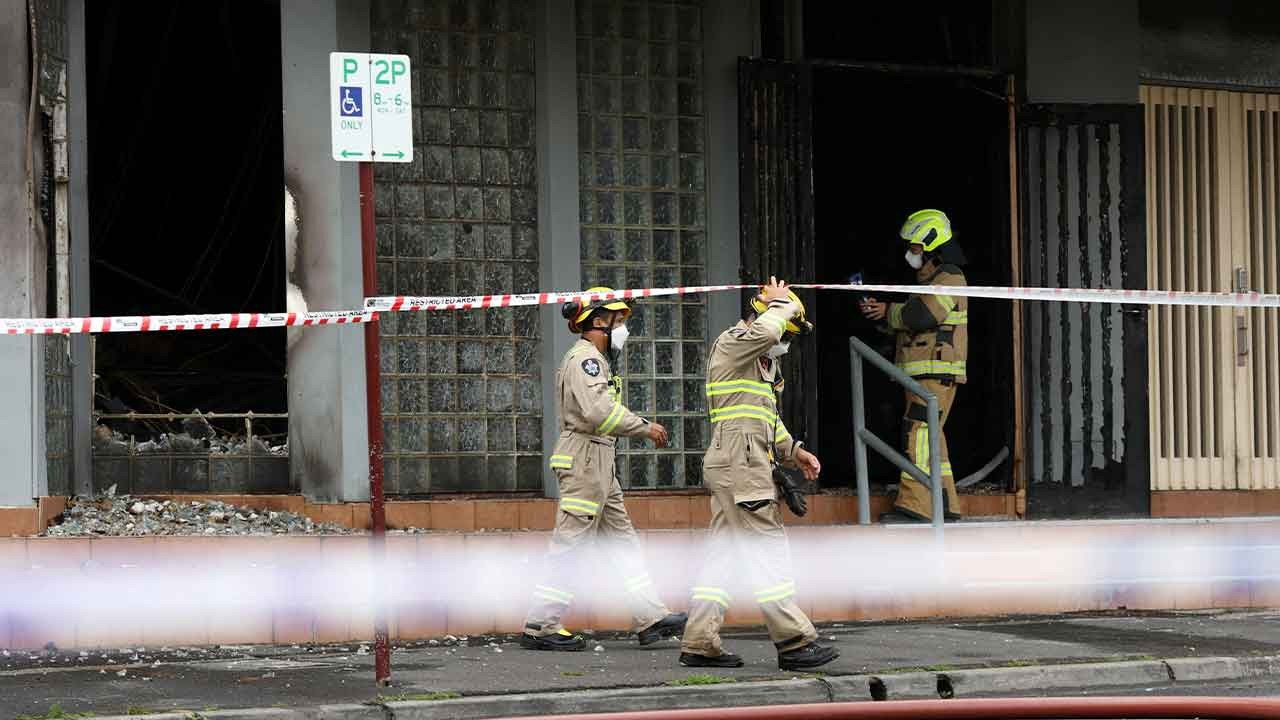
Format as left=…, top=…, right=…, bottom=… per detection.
left=86, top=1, right=286, bottom=436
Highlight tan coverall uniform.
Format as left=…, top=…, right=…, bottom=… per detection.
left=682, top=296, right=818, bottom=658
left=884, top=263, right=969, bottom=521
left=523, top=339, right=671, bottom=638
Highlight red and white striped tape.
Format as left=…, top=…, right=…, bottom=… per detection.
left=362, top=284, right=752, bottom=312
left=4, top=283, right=1280, bottom=335
left=365, top=282, right=1280, bottom=312
left=0, top=310, right=374, bottom=335
left=803, top=283, right=1280, bottom=308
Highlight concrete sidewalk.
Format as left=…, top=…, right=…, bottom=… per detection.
left=7, top=609, right=1280, bottom=719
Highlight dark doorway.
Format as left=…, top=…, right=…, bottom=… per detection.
left=810, top=68, right=1015, bottom=496
left=86, top=1, right=286, bottom=418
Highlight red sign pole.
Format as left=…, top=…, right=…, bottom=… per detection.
left=359, top=160, right=391, bottom=686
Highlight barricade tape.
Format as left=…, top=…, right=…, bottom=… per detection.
left=365, top=282, right=1280, bottom=312
left=0, top=310, right=374, bottom=335
left=362, top=284, right=754, bottom=312
left=3, top=283, right=1279, bottom=335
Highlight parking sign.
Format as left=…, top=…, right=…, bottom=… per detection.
left=330, top=53, right=413, bottom=163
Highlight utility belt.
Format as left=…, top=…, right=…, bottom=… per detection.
left=560, top=429, right=616, bottom=447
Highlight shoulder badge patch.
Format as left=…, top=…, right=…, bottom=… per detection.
left=581, top=358, right=602, bottom=377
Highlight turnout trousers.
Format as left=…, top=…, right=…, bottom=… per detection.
left=524, top=431, right=670, bottom=636
left=682, top=454, right=817, bottom=657
left=893, top=378, right=962, bottom=521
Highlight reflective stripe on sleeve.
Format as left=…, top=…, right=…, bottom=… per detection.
left=597, top=402, right=626, bottom=434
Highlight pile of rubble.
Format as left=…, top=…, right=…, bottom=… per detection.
left=92, top=413, right=288, bottom=457
left=44, top=492, right=352, bottom=537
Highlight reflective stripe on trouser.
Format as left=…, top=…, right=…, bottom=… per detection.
left=894, top=378, right=961, bottom=521
left=524, top=440, right=670, bottom=637
left=682, top=471, right=817, bottom=656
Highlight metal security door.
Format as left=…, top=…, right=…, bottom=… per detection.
left=1143, top=86, right=1280, bottom=491
left=737, top=58, right=818, bottom=449
left=1021, top=105, right=1150, bottom=518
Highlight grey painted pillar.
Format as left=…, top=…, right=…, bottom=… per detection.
left=68, top=0, right=92, bottom=497
left=705, top=0, right=756, bottom=343
left=535, top=0, right=582, bottom=498
left=1025, top=0, right=1139, bottom=104
left=281, top=0, right=372, bottom=502
left=0, top=1, right=47, bottom=506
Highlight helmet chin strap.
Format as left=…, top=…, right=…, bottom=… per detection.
left=604, top=322, right=617, bottom=368
left=585, top=315, right=618, bottom=369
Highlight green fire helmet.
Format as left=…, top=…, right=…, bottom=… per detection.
left=900, top=209, right=953, bottom=252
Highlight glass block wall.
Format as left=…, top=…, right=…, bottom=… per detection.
left=371, top=0, right=543, bottom=493
left=576, top=0, right=709, bottom=488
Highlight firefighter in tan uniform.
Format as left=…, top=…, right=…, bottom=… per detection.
left=521, top=287, right=687, bottom=651
left=860, top=210, right=969, bottom=523
left=680, top=277, right=840, bottom=671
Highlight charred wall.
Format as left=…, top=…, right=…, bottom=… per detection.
left=1143, top=0, right=1280, bottom=90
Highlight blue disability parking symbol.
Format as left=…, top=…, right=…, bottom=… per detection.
left=339, top=86, right=363, bottom=117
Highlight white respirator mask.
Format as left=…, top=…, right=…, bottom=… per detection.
left=610, top=323, right=630, bottom=352
left=905, top=251, right=924, bottom=270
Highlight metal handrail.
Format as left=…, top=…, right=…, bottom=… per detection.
left=850, top=336, right=944, bottom=530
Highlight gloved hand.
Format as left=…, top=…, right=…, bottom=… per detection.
left=772, top=465, right=808, bottom=517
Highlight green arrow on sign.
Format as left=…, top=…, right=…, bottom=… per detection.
left=383, top=151, right=405, bottom=159
left=341, top=150, right=364, bottom=158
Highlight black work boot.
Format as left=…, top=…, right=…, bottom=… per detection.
left=778, top=642, right=839, bottom=671
left=637, top=612, right=687, bottom=646
left=519, top=628, right=587, bottom=651
left=879, top=510, right=925, bottom=524
left=679, top=651, right=744, bottom=668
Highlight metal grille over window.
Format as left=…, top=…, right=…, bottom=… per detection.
left=37, top=0, right=69, bottom=102
left=371, top=0, right=543, bottom=493
left=576, top=0, right=708, bottom=488
left=44, top=336, right=73, bottom=496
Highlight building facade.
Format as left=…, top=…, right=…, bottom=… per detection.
left=3, top=0, right=1280, bottom=523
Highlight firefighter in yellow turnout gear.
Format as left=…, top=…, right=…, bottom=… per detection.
left=521, top=288, right=687, bottom=651
left=680, top=277, right=840, bottom=671
left=860, top=210, right=969, bottom=523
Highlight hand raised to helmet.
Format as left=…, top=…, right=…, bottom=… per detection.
left=761, top=276, right=790, bottom=303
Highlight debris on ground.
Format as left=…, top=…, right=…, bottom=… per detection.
left=44, top=495, right=352, bottom=537
left=92, top=422, right=287, bottom=457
